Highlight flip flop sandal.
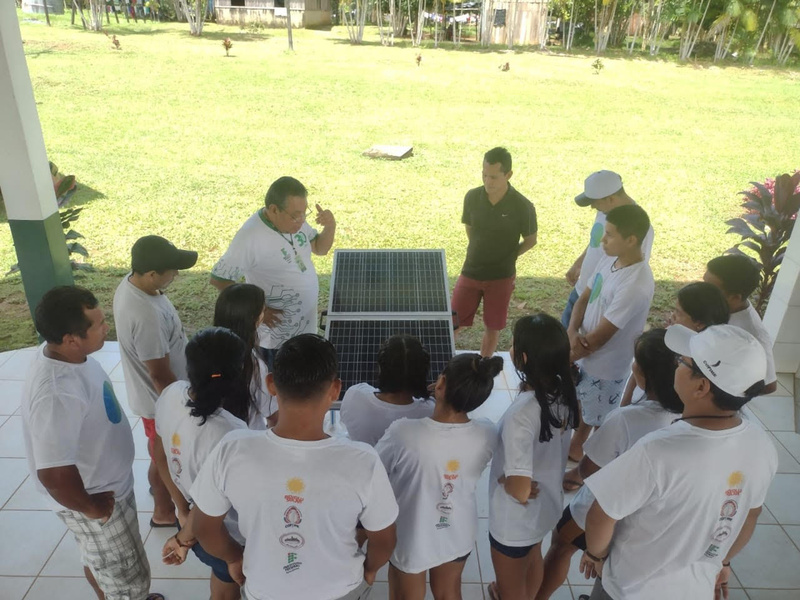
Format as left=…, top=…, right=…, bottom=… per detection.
left=487, top=582, right=501, bottom=600
left=562, top=478, right=584, bottom=493
left=146, top=594, right=166, bottom=600
left=578, top=595, right=590, bottom=600
left=149, top=518, right=179, bottom=528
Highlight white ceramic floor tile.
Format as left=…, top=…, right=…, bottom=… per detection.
left=150, top=578, right=213, bottom=598
left=493, top=370, right=509, bottom=391
left=96, top=341, right=120, bottom=353
left=0, top=417, right=26, bottom=458
left=745, top=590, right=800, bottom=599
left=114, top=381, right=136, bottom=417
left=0, top=380, right=23, bottom=416
left=132, top=459, right=155, bottom=513
left=0, top=458, right=29, bottom=507
left=765, top=474, right=800, bottom=525
left=749, top=396, right=795, bottom=432
left=0, top=350, right=37, bottom=381
left=90, top=351, right=121, bottom=376
left=475, top=518, right=494, bottom=581
left=758, top=504, right=778, bottom=524
left=776, top=373, right=794, bottom=396
left=131, top=419, right=152, bottom=460
left=0, top=350, right=18, bottom=368
left=22, top=576, right=94, bottom=600
left=4, top=475, right=50, bottom=511
left=774, top=431, right=800, bottom=464
left=733, top=524, right=800, bottom=588
left=0, top=576, right=33, bottom=600
left=469, top=389, right=513, bottom=424
left=144, top=524, right=211, bottom=579
left=0, top=511, right=65, bottom=576
left=462, top=545, right=482, bottom=583
left=422, top=582, right=486, bottom=600
left=0, top=415, right=6, bottom=428
left=476, top=468, right=490, bottom=518
left=784, top=524, right=800, bottom=550
left=769, top=432, right=800, bottom=474
left=109, top=362, right=126, bottom=382
left=41, top=512, right=153, bottom=577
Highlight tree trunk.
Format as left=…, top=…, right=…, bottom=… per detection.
left=751, top=0, right=777, bottom=64
left=43, top=0, right=51, bottom=26
left=286, top=1, right=294, bottom=51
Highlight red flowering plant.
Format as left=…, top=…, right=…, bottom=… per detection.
left=725, top=171, right=800, bottom=316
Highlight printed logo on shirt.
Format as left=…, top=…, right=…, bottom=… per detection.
left=444, top=459, right=460, bottom=480
left=589, top=222, right=604, bottom=248
left=284, top=506, right=303, bottom=528
left=280, top=248, right=292, bottom=264
left=589, top=273, right=603, bottom=304
left=171, top=433, right=181, bottom=448
left=441, top=482, right=454, bottom=499
left=170, top=457, right=182, bottom=476
left=436, top=516, right=450, bottom=530
left=712, top=526, right=732, bottom=543
left=102, top=381, right=123, bottom=424
left=284, top=552, right=302, bottom=574
left=279, top=533, right=305, bottom=549
left=294, top=232, right=307, bottom=247
left=706, top=471, right=745, bottom=558
left=704, top=544, right=720, bottom=559
left=285, top=477, right=306, bottom=503
left=720, top=500, right=738, bottom=520
left=437, top=502, right=454, bottom=515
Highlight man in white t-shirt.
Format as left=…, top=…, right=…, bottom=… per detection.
left=566, top=205, right=655, bottom=466
left=704, top=254, right=778, bottom=394
left=210, top=176, right=337, bottom=366
left=22, top=286, right=163, bottom=600
left=580, top=324, right=778, bottom=600
left=562, top=171, right=654, bottom=328
left=190, top=334, right=398, bottom=600
left=113, top=235, right=198, bottom=528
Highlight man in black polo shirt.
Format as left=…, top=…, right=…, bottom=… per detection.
left=452, top=147, right=538, bottom=356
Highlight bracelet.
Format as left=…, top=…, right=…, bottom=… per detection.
left=172, top=534, right=193, bottom=548
left=585, top=550, right=607, bottom=562
left=722, top=561, right=731, bottom=567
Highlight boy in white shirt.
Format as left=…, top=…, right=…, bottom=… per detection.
left=580, top=324, right=778, bottom=600
left=703, top=254, right=778, bottom=394
left=22, top=286, right=163, bottom=600
left=190, top=334, right=398, bottom=600
left=566, top=204, right=655, bottom=469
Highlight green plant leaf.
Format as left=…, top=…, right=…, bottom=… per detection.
left=67, top=242, right=90, bottom=257
left=72, top=262, right=95, bottom=272
left=55, top=175, right=76, bottom=200
left=64, top=230, right=84, bottom=240
left=725, top=218, right=756, bottom=239
left=49, top=161, right=59, bottom=177
left=742, top=213, right=766, bottom=231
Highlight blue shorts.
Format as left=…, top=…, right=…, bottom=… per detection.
left=192, top=539, right=235, bottom=583
left=489, top=533, right=536, bottom=559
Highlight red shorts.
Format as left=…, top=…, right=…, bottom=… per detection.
left=451, top=275, right=515, bottom=331
left=142, top=417, right=157, bottom=459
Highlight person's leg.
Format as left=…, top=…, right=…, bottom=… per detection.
left=587, top=578, right=614, bottom=600
left=83, top=566, right=105, bottom=600
left=388, top=563, right=426, bottom=600
left=429, top=556, right=468, bottom=600
left=524, top=544, right=544, bottom=599
left=142, top=418, right=177, bottom=526
left=561, top=288, right=579, bottom=329
left=481, top=276, right=515, bottom=357
left=490, top=540, right=532, bottom=600
left=537, top=519, right=584, bottom=600
left=210, top=572, right=241, bottom=600
left=451, top=275, right=482, bottom=337
left=568, top=420, right=592, bottom=464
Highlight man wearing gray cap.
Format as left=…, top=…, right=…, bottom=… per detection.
left=578, top=324, right=778, bottom=600
left=562, top=171, right=654, bottom=329
left=113, top=235, right=198, bottom=528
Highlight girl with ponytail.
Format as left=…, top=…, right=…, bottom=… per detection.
left=375, top=352, right=503, bottom=599
left=154, top=327, right=250, bottom=600
left=487, top=314, right=579, bottom=600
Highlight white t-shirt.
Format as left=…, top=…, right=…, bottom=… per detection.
left=22, top=345, right=135, bottom=510
left=489, top=391, right=572, bottom=546
left=190, top=428, right=398, bottom=600
left=113, top=275, right=188, bottom=419
left=249, top=352, right=277, bottom=430
left=729, top=304, right=777, bottom=385
left=585, top=419, right=778, bottom=600
left=375, top=417, right=496, bottom=573
left=569, top=399, right=675, bottom=529
left=575, top=209, right=655, bottom=295
left=579, top=255, right=655, bottom=380
left=211, top=211, right=320, bottom=349
left=341, top=383, right=435, bottom=446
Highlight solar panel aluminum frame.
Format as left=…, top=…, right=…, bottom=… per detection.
left=327, top=249, right=452, bottom=316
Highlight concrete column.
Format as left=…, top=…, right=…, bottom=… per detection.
left=0, top=2, right=73, bottom=321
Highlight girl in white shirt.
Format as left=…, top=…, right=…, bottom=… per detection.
left=213, top=283, right=277, bottom=429
left=155, top=327, right=250, bottom=600
left=535, top=328, right=684, bottom=600
left=488, top=314, right=580, bottom=600
left=376, top=352, right=503, bottom=600
left=340, top=334, right=434, bottom=445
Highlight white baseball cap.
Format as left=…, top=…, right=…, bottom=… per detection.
left=575, top=170, right=624, bottom=207
left=665, top=324, right=767, bottom=397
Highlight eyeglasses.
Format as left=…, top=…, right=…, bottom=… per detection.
left=675, top=356, right=704, bottom=376
left=280, top=207, right=312, bottom=223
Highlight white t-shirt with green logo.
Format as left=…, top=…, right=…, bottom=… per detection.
left=575, top=210, right=655, bottom=296
left=579, top=255, right=654, bottom=380
left=212, top=211, right=319, bottom=349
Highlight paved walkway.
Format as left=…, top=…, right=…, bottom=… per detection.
left=1, top=346, right=799, bottom=599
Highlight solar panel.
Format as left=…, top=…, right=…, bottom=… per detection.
left=326, top=317, right=455, bottom=396
left=329, top=250, right=450, bottom=314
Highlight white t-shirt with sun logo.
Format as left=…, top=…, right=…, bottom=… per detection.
left=575, top=209, right=655, bottom=296
left=211, top=211, right=320, bottom=350
left=375, top=417, right=497, bottom=573
left=584, top=419, right=777, bottom=600
left=190, top=428, right=398, bottom=600
left=22, top=345, right=135, bottom=510
left=579, top=254, right=655, bottom=380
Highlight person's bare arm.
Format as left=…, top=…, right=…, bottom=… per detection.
left=153, top=434, right=190, bottom=523
left=619, top=375, right=637, bottom=407
left=581, top=318, right=620, bottom=355
left=568, top=288, right=592, bottom=361
left=193, top=508, right=245, bottom=585
left=578, top=456, right=601, bottom=480
left=209, top=276, right=235, bottom=292
left=144, top=356, right=177, bottom=396
left=363, top=523, right=397, bottom=584
left=38, top=465, right=114, bottom=520
left=503, top=474, right=536, bottom=504
left=580, top=500, right=618, bottom=579
left=567, top=248, right=588, bottom=286
left=723, top=506, right=761, bottom=563
left=310, top=204, right=336, bottom=256
left=518, top=233, right=538, bottom=256
left=762, top=381, right=778, bottom=395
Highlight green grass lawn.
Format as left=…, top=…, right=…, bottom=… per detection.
left=1, top=12, right=799, bottom=352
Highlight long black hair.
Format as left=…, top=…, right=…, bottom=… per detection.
left=185, top=327, right=251, bottom=424
left=441, top=353, right=503, bottom=413
left=376, top=334, right=431, bottom=399
left=213, top=283, right=265, bottom=419
left=512, top=314, right=580, bottom=442
left=677, top=282, right=729, bottom=328
left=633, top=329, right=684, bottom=414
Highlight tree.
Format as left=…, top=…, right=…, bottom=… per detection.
left=342, top=0, right=371, bottom=43
left=177, top=0, right=206, bottom=35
